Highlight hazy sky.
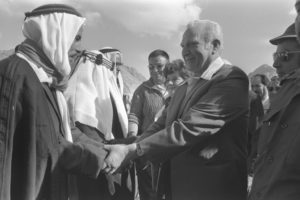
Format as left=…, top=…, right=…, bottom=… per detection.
left=0, top=0, right=297, bottom=78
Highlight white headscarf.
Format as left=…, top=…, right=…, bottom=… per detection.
left=22, top=12, right=85, bottom=78
left=64, top=50, right=129, bottom=140
left=18, top=12, right=85, bottom=142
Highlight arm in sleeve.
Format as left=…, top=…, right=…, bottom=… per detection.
left=138, top=71, right=249, bottom=162
left=128, top=86, right=144, bottom=136
left=136, top=105, right=167, bottom=142
left=59, top=125, right=108, bottom=179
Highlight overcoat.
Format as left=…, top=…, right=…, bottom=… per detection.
left=0, top=55, right=107, bottom=200
left=249, top=71, right=300, bottom=200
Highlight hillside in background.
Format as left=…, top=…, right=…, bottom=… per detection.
left=0, top=49, right=145, bottom=96
left=119, top=65, right=146, bottom=96
left=0, top=49, right=14, bottom=60
left=248, top=64, right=277, bottom=80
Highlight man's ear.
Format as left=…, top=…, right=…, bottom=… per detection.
left=211, top=39, right=221, bottom=51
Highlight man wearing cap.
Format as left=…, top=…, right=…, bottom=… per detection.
left=249, top=23, right=300, bottom=200
left=0, top=4, right=108, bottom=200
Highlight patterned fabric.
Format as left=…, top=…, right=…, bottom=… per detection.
left=16, top=41, right=73, bottom=142
left=65, top=50, right=128, bottom=140
left=129, top=78, right=166, bottom=135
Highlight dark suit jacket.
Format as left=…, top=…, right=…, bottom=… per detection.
left=0, top=55, right=107, bottom=200
left=137, top=64, right=249, bottom=200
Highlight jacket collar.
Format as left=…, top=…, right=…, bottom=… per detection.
left=143, top=78, right=167, bottom=96
left=263, top=71, right=300, bottom=121
left=201, top=57, right=224, bottom=80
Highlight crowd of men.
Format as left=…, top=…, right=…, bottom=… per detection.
left=0, top=1, right=300, bottom=200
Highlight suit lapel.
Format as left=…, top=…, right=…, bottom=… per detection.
left=263, top=81, right=300, bottom=122
left=166, top=84, right=187, bottom=124
left=178, top=78, right=208, bottom=118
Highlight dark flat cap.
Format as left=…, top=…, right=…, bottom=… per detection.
left=270, top=23, right=297, bottom=45
left=25, top=4, right=82, bottom=19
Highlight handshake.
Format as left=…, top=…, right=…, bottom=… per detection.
left=102, top=136, right=139, bottom=174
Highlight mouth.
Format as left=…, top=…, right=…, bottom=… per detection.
left=184, top=55, right=194, bottom=62
left=276, top=69, right=284, bottom=77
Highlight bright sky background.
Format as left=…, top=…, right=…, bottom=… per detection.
left=0, top=0, right=297, bottom=78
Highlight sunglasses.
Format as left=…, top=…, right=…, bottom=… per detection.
left=273, top=50, right=300, bottom=61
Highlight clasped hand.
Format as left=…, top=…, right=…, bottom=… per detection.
left=102, top=143, right=137, bottom=174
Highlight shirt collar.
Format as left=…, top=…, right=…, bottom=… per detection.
left=200, top=57, right=224, bottom=80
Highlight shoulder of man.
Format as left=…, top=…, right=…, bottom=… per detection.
left=213, top=64, right=248, bottom=81
left=133, top=79, right=153, bottom=93
left=0, top=54, right=34, bottom=80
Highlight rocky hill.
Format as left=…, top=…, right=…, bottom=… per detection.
left=0, top=49, right=14, bottom=60
left=248, top=64, right=277, bottom=80
left=119, top=65, right=146, bottom=96
left=0, top=49, right=145, bottom=96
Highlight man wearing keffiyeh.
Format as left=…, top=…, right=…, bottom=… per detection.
left=0, top=4, right=108, bottom=200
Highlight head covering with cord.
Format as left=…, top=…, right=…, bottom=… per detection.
left=16, top=4, right=86, bottom=142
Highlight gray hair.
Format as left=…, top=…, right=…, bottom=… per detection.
left=186, top=20, right=224, bottom=49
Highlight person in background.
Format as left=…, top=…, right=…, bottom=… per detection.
left=164, top=59, right=190, bottom=99
left=99, top=47, right=125, bottom=96
left=154, top=58, right=190, bottom=200
left=154, top=59, right=190, bottom=121
left=104, top=19, right=249, bottom=200
left=251, top=74, right=270, bottom=113
left=246, top=89, right=264, bottom=191
left=128, top=49, right=170, bottom=200
left=65, top=48, right=132, bottom=200
left=249, top=23, right=300, bottom=200
left=0, top=4, right=108, bottom=200
left=268, top=75, right=280, bottom=99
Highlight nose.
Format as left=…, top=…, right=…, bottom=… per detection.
left=182, top=46, right=188, bottom=59
left=151, top=67, right=159, bottom=73
left=272, top=59, right=280, bottom=69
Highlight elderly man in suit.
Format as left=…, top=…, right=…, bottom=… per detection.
left=104, top=20, right=249, bottom=200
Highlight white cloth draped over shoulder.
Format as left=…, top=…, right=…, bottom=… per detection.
left=64, top=50, right=128, bottom=140
left=18, top=12, right=86, bottom=143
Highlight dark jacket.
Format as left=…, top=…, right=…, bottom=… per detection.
left=247, top=91, right=264, bottom=174
left=137, top=64, right=249, bottom=200
left=249, top=71, right=300, bottom=200
left=0, top=55, right=107, bottom=200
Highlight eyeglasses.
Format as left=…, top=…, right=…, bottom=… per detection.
left=148, top=64, right=165, bottom=71
left=273, top=50, right=300, bottom=62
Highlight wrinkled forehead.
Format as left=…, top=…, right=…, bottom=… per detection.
left=149, top=55, right=168, bottom=65
left=181, top=26, right=207, bottom=45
